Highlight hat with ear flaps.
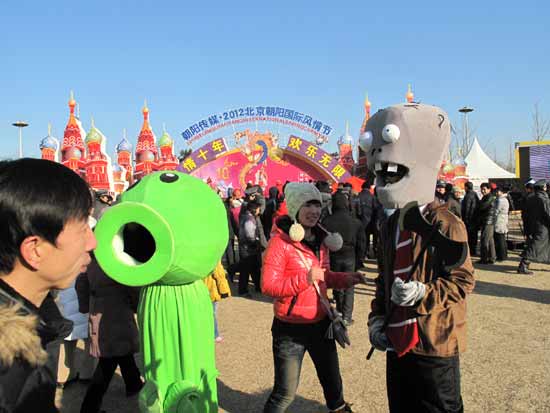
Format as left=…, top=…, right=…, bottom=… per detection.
left=284, top=182, right=343, bottom=251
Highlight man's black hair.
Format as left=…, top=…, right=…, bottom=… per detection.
left=361, top=181, right=370, bottom=190
left=246, top=200, right=261, bottom=212
left=480, top=182, right=490, bottom=190
left=465, top=181, right=473, bottom=191
left=0, top=158, right=92, bottom=274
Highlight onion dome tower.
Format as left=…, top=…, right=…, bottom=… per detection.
left=337, top=121, right=355, bottom=173
left=112, top=163, right=129, bottom=195
left=116, top=129, right=134, bottom=184
left=84, top=118, right=114, bottom=191
left=157, top=125, right=179, bottom=171
left=134, top=100, right=158, bottom=180
left=356, top=93, right=372, bottom=177
left=61, top=91, right=87, bottom=176
left=40, top=124, right=60, bottom=162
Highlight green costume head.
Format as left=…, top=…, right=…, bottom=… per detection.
left=94, top=171, right=228, bottom=286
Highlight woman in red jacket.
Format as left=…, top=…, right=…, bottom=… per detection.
left=262, top=182, right=363, bottom=413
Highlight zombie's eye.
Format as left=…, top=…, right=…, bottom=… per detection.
left=382, top=124, right=400, bottom=143
left=358, top=131, right=374, bottom=152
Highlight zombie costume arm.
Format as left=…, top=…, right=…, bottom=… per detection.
left=414, top=214, right=475, bottom=315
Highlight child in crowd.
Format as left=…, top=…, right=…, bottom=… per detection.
left=204, top=261, right=231, bottom=342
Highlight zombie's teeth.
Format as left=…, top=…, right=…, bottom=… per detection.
left=387, top=163, right=398, bottom=173
left=375, top=162, right=383, bottom=171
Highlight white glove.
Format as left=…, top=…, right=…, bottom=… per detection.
left=368, top=316, right=390, bottom=351
left=391, top=277, right=426, bottom=306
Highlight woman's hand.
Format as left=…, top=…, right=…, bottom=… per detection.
left=346, top=272, right=367, bottom=287
left=308, top=267, right=326, bottom=284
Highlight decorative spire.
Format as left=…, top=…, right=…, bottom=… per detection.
left=123, top=128, right=127, bottom=140
left=163, top=122, right=166, bottom=133
left=406, top=84, right=414, bottom=103
left=69, top=90, right=76, bottom=116
left=91, top=116, right=95, bottom=128
left=143, top=99, right=149, bottom=119
left=364, top=93, right=371, bottom=113
left=47, top=123, right=52, bottom=136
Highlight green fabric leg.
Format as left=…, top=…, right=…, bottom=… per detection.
left=137, top=281, right=218, bottom=413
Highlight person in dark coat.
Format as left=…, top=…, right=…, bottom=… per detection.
left=238, top=201, right=267, bottom=296
left=77, top=255, right=143, bottom=413
left=262, top=186, right=280, bottom=239
left=222, top=197, right=240, bottom=281
left=321, top=192, right=366, bottom=326
left=461, top=181, right=479, bottom=255
left=357, top=182, right=375, bottom=259
left=0, top=158, right=96, bottom=413
left=518, top=180, right=550, bottom=274
left=477, top=182, right=497, bottom=264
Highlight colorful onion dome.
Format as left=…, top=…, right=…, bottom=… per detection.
left=117, top=137, right=133, bottom=152
left=40, top=124, right=59, bottom=150
left=159, top=130, right=173, bottom=147
left=85, top=119, right=104, bottom=144
left=70, top=148, right=82, bottom=159
left=40, top=135, right=59, bottom=150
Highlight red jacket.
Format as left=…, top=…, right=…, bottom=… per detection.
left=261, top=228, right=350, bottom=324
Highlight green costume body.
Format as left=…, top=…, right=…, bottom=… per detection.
left=94, top=171, right=228, bottom=413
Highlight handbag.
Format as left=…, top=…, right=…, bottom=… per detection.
left=294, top=247, right=351, bottom=349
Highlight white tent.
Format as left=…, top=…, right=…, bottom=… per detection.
left=464, top=138, right=515, bottom=186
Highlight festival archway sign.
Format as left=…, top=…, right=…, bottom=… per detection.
left=177, top=105, right=351, bottom=192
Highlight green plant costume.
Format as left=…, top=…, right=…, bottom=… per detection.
left=94, top=171, right=228, bottom=413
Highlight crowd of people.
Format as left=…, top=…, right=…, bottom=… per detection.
left=0, top=156, right=549, bottom=413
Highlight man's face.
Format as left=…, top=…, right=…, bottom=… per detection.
left=436, top=186, right=446, bottom=195
left=40, top=218, right=97, bottom=289
left=480, top=187, right=490, bottom=196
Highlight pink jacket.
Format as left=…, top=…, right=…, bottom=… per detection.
left=261, top=228, right=350, bottom=324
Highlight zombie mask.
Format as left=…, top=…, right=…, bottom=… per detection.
left=359, top=103, right=450, bottom=209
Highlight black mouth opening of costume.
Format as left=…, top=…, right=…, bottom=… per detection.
left=374, top=162, right=409, bottom=186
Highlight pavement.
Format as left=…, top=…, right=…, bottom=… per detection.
left=56, top=251, right=550, bottom=412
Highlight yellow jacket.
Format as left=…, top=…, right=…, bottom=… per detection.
left=204, top=262, right=232, bottom=302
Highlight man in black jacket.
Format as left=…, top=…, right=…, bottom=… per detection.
left=322, top=192, right=366, bottom=326
left=357, top=182, right=375, bottom=259
left=518, top=180, right=550, bottom=274
left=0, top=159, right=97, bottom=412
left=461, top=181, right=479, bottom=255
left=477, top=182, right=497, bottom=264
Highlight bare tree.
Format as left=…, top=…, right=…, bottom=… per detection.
left=450, top=121, right=477, bottom=161
left=532, top=102, right=550, bottom=141
left=178, top=148, right=192, bottom=161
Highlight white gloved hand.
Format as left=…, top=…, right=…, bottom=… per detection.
left=368, top=315, right=390, bottom=351
left=391, top=277, right=426, bottom=306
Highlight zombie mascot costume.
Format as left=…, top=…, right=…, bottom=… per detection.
left=360, top=103, right=475, bottom=412
left=94, top=171, right=228, bottom=413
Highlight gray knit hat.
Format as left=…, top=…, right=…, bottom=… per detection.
left=284, top=182, right=322, bottom=222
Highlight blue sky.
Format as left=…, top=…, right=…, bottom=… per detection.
left=1, top=0, right=549, bottom=165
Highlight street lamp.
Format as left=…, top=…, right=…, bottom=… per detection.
left=458, top=107, right=474, bottom=155
left=12, top=121, right=29, bottom=158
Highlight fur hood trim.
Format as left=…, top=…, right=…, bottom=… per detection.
left=0, top=304, right=48, bottom=367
